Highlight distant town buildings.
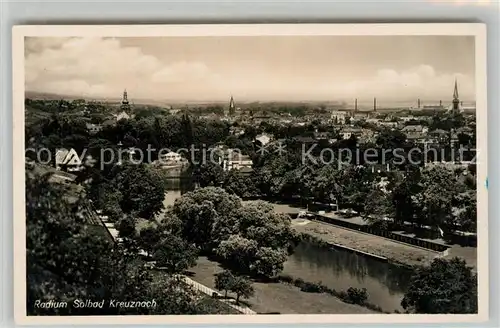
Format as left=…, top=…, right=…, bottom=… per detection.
left=230, top=126, right=246, bottom=136
left=212, top=146, right=253, bottom=173
left=330, top=110, right=348, bottom=124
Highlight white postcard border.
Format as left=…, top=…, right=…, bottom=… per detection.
left=12, top=23, right=488, bottom=325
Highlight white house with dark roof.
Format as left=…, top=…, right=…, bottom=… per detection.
left=255, top=133, right=273, bottom=146
left=55, top=148, right=83, bottom=172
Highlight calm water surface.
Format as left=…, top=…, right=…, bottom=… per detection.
left=284, top=241, right=412, bottom=312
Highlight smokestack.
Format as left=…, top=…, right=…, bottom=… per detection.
left=373, top=97, right=377, bottom=112
left=355, top=98, right=358, bottom=112
left=439, top=100, right=442, bottom=107
left=417, top=98, right=420, bottom=109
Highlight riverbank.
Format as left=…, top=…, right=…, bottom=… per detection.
left=291, top=219, right=437, bottom=267
left=188, top=257, right=377, bottom=314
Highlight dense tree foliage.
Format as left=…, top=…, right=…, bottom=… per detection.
left=401, top=258, right=477, bottom=314
left=26, top=168, right=220, bottom=315
left=152, top=234, right=198, bottom=274
left=171, top=188, right=295, bottom=278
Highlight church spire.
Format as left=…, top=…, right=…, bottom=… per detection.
left=121, top=89, right=131, bottom=111
left=229, top=95, right=235, bottom=116
left=122, top=89, right=129, bottom=105
left=452, top=79, right=460, bottom=113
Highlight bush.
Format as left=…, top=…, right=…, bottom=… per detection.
left=299, top=281, right=323, bottom=293
left=277, top=274, right=294, bottom=284
left=277, top=275, right=381, bottom=312
left=345, top=287, right=368, bottom=305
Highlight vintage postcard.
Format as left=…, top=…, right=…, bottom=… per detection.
left=13, top=24, right=488, bottom=325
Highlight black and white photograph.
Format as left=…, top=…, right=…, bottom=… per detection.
left=13, top=24, right=488, bottom=324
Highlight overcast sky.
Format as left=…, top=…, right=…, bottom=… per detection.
left=25, top=36, right=476, bottom=103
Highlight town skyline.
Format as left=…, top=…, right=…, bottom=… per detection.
left=25, top=36, right=476, bottom=103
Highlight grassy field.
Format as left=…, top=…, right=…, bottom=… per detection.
left=188, top=257, right=377, bottom=314
left=291, top=220, right=436, bottom=267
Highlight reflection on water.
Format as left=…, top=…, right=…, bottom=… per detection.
left=162, top=169, right=412, bottom=312
left=284, top=241, right=412, bottom=312
left=161, top=167, right=195, bottom=208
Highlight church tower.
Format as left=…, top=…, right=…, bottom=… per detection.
left=121, top=89, right=131, bottom=112
left=228, top=95, right=236, bottom=116
left=452, top=79, right=460, bottom=114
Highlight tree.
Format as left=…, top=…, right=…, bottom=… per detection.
left=223, top=171, right=260, bottom=198
left=340, top=166, right=376, bottom=212
left=251, top=247, right=288, bottom=277
left=172, top=187, right=242, bottom=249
left=137, top=226, right=162, bottom=257
left=117, top=215, right=137, bottom=239
left=363, top=188, right=393, bottom=224
left=216, top=235, right=258, bottom=272
left=214, top=270, right=235, bottom=298
left=376, top=128, right=407, bottom=151
left=115, top=164, right=166, bottom=220
left=214, top=201, right=294, bottom=277
left=229, top=275, right=255, bottom=304
left=401, top=257, right=477, bottom=314
left=196, top=163, right=225, bottom=187
left=25, top=168, right=212, bottom=315
left=390, top=168, right=421, bottom=227
left=172, top=188, right=293, bottom=278
left=152, top=234, right=198, bottom=274
left=414, top=166, right=464, bottom=229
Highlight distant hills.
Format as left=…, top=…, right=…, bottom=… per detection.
left=24, top=91, right=475, bottom=111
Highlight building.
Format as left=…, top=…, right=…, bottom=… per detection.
left=55, top=148, right=83, bottom=172
left=121, top=89, right=131, bottom=112
left=406, top=132, right=427, bottom=144
left=228, top=95, right=236, bottom=116
left=401, top=125, right=428, bottom=134
left=313, top=131, right=331, bottom=140
left=213, top=147, right=253, bottom=172
left=159, top=151, right=183, bottom=163
left=379, top=121, right=399, bottom=128
left=330, top=110, right=349, bottom=124
left=451, top=79, right=460, bottom=114
left=86, top=123, right=102, bottom=134
left=230, top=126, right=245, bottom=136
left=226, top=153, right=253, bottom=171
left=255, top=133, right=273, bottom=146
left=447, top=79, right=470, bottom=114
left=340, top=126, right=362, bottom=139
left=115, top=111, right=131, bottom=121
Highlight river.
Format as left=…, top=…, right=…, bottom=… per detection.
left=162, top=168, right=412, bottom=313
left=283, top=241, right=411, bottom=312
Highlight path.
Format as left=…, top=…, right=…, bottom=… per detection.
left=174, top=274, right=256, bottom=314
left=190, top=257, right=378, bottom=314
left=93, top=208, right=254, bottom=314
left=273, top=203, right=476, bottom=268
